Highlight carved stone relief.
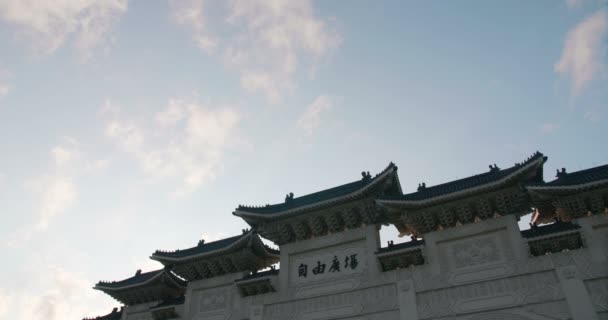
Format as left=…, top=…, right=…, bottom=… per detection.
left=263, top=284, right=397, bottom=320
left=428, top=300, right=570, bottom=320
left=199, top=289, right=228, bottom=312
left=191, top=286, right=231, bottom=320
left=416, top=271, right=563, bottom=319
left=452, top=237, right=500, bottom=268
left=585, top=277, right=608, bottom=312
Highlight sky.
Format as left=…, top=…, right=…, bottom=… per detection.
left=0, top=0, right=607, bottom=319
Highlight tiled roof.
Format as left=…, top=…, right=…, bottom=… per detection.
left=95, top=269, right=186, bottom=289
left=539, top=164, right=608, bottom=187
left=376, top=239, right=425, bottom=254
left=381, top=152, right=545, bottom=202
left=520, top=221, right=581, bottom=239
left=236, top=162, right=399, bottom=214
left=83, top=308, right=122, bottom=320
left=152, top=231, right=279, bottom=259
left=153, top=233, right=247, bottom=259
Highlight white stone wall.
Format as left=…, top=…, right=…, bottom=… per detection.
left=122, top=214, right=608, bottom=320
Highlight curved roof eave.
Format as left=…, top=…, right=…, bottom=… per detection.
left=150, top=230, right=278, bottom=263
left=94, top=270, right=185, bottom=291
left=234, top=164, right=398, bottom=219
left=377, top=156, right=545, bottom=209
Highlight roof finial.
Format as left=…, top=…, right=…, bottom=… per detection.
left=361, top=171, right=371, bottom=181
left=556, top=167, right=567, bottom=178
left=285, top=192, right=294, bottom=203
left=198, top=238, right=205, bottom=246
left=489, top=163, right=499, bottom=172
left=417, top=182, right=426, bottom=191
left=135, top=269, right=142, bottom=276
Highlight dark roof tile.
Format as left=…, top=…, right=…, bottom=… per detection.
left=382, top=152, right=545, bottom=202
left=153, top=233, right=247, bottom=258
left=236, top=163, right=398, bottom=214
left=95, top=269, right=186, bottom=289
left=542, top=164, right=608, bottom=187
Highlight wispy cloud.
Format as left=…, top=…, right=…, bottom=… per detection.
left=297, top=95, right=337, bottom=136
left=555, top=9, right=608, bottom=95
left=169, top=0, right=217, bottom=54
left=584, top=107, right=602, bottom=123
left=6, top=139, right=109, bottom=246
left=540, top=123, right=559, bottom=134
left=169, top=0, right=341, bottom=103
left=0, top=265, right=116, bottom=320
left=103, top=97, right=243, bottom=196
left=0, top=66, right=11, bottom=99
left=0, top=0, right=128, bottom=60
left=566, top=0, right=585, bottom=9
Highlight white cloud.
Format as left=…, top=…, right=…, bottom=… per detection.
left=540, top=123, right=559, bottom=134
left=0, top=66, right=11, bottom=99
left=0, top=289, right=8, bottom=318
left=566, top=0, right=584, bottom=9
left=169, top=0, right=218, bottom=54
left=13, top=174, right=78, bottom=245
left=104, top=97, right=242, bottom=196
left=169, top=0, right=340, bottom=102
left=6, top=140, right=109, bottom=246
left=297, top=95, right=335, bottom=136
left=51, top=146, right=77, bottom=166
left=0, top=266, right=116, bottom=320
left=0, top=0, right=128, bottom=60
left=555, top=10, right=608, bottom=95
left=156, top=98, right=186, bottom=127
left=584, top=108, right=602, bottom=123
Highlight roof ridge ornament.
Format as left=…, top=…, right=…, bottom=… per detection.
left=417, top=182, right=426, bottom=191
left=135, top=269, right=142, bottom=276
left=361, top=171, right=371, bottom=181
left=556, top=167, right=567, bottom=178
left=489, top=163, right=500, bottom=172
left=285, top=192, right=294, bottom=203
left=198, top=239, right=205, bottom=246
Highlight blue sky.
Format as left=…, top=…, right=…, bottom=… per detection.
left=0, top=1, right=607, bottom=318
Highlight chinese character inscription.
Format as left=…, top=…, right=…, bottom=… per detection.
left=298, top=254, right=359, bottom=278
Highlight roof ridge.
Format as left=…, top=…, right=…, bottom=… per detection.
left=235, top=162, right=398, bottom=214
left=153, top=232, right=248, bottom=255
left=548, top=163, right=608, bottom=180
left=95, top=269, right=163, bottom=286
left=404, top=151, right=543, bottom=196
left=377, top=151, right=545, bottom=204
